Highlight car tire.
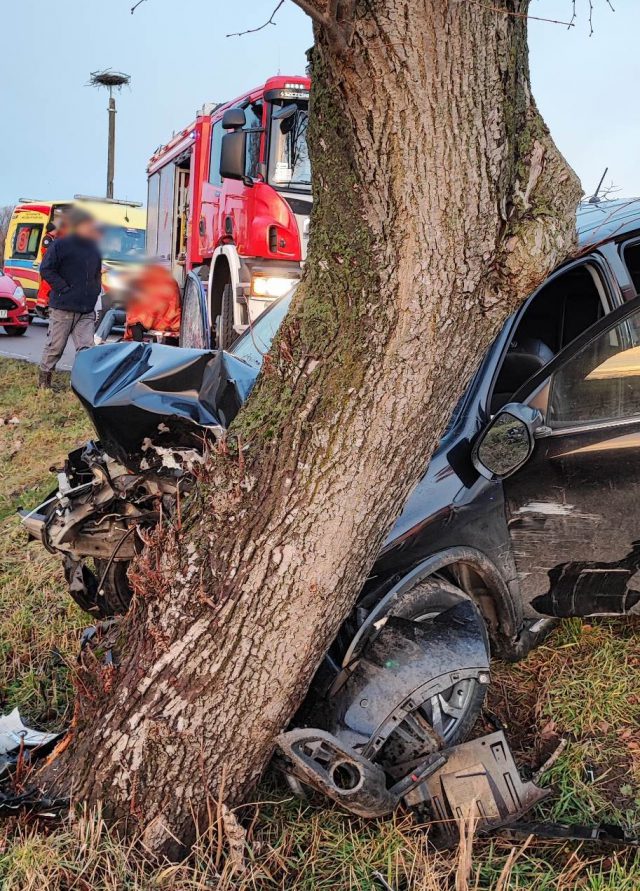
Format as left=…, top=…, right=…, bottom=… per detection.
left=387, top=576, right=489, bottom=746
left=93, top=559, right=133, bottom=617
left=215, top=283, right=235, bottom=350
left=3, top=326, right=27, bottom=336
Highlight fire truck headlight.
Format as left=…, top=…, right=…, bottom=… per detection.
left=250, top=276, right=296, bottom=299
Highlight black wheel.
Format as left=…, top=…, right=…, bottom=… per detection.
left=215, top=283, right=235, bottom=349
left=387, top=577, right=489, bottom=745
left=3, top=326, right=27, bottom=336
left=65, top=557, right=133, bottom=619
left=94, top=559, right=133, bottom=616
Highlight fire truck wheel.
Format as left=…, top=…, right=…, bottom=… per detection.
left=216, top=283, right=235, bottom=349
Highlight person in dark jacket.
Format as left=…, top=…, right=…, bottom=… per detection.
left=38, top=207, right=102, bottom=389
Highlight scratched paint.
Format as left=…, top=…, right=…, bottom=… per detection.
left=514, top=501, right=575, bottom=516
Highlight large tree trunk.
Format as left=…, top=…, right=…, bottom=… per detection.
left=42, top=0, right=581, bottom=857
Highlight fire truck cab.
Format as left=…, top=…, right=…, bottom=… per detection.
left=146, top=75, right=311, bottom=348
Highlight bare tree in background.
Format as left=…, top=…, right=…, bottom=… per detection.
left=41, top=0, right=588, bottom=858
left=0, top=206, right=14, bottom=266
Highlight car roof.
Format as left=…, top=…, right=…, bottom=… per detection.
left=577, top=198, right=640, bottom=248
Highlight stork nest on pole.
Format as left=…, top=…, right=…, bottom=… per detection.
left=89, top=69, right=131, bottom=90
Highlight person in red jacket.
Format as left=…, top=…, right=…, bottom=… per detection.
left=124, top=264, right=181, bottom=341
left=94, top=263, right=181, bottom=344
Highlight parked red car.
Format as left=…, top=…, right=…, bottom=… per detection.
left=0, top=270, right=29, bottom=335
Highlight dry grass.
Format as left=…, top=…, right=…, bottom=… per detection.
left=0, top=357, right=640, bottom=889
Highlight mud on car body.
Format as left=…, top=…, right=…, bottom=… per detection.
left=21, top=199, right=640, bottom=820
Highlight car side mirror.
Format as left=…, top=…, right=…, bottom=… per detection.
left=220, top=130, right=247, bottom=181
left=472, top=403, right=543, bottom=480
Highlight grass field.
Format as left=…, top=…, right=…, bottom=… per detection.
left=0, top=357, right=639, bottom=889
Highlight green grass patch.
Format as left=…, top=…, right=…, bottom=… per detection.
left=0, top=360, right=90, bottom=725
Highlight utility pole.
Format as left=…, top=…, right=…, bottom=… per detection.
left=89, top=70, right=131, bottom=199
left=107, top=92, right=117, bottom=198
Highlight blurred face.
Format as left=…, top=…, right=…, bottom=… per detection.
left=75, top=219, right=101, bottom=241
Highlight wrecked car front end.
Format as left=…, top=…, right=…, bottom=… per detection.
left=22, top=341, right=259, bottom=617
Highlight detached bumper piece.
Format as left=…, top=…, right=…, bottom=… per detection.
left=404, top=730, right=549, bottom=844
left=496, top=821, right=640, bottom=847
left=276, top=727, right=547, bottom=842
left=276, top=728, right=446, bottom=818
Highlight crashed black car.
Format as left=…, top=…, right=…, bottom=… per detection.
left=21, top=199, right=640, bottom=823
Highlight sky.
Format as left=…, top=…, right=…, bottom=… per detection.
left=0, top=0, right=637, bottom=207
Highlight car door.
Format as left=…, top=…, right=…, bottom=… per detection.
left=496, top=297, right=640, bottom=617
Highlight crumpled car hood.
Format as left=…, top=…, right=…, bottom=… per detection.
left=72, top=342, right=259, bottom=467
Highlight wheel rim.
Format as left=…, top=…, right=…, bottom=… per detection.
left=375, top=588, right=487, bottom=756
left=420, top=677, right=479, bottom=741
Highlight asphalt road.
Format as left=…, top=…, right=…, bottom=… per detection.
left=0, top=318, right=76, bottom=371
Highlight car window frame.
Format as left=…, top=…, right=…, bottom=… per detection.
left=619, top=235, right=640, bottom=297
left=508, top=293, right=640, bottom=436
left=484, top=254, right=618, bottom=417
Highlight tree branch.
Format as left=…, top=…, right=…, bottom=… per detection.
left=291, top=0, right=350, bottom=51
left=469, top=1, right=575, bottom=27
left=227, top=0, right=285, bottom=38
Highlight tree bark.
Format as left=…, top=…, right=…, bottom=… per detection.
left=41, top=0, right=581, bottom=857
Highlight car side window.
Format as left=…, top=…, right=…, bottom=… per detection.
left=490, top=262, right=607, bottom=414
left=548, top=309, right=640, bottom=427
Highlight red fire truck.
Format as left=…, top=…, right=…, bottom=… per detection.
left=146, top=75, right=311, bottom=348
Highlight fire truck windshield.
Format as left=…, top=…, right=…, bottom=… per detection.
left=268, top=103, right=311, bottom=193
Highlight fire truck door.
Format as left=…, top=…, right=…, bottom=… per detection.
left=155, top=163, right=176, bottom=269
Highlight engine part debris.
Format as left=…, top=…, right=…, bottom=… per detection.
left=0, top=708, right=63, bottom=778
left=405, top=731, right=549, bottom=845
left=275, top=727, right=446, bottom=818
left=21, top=441, right=184, bottom=618
left=0, top=787, right=68, bottom=819
left=79, top=619, right=121, bottom=666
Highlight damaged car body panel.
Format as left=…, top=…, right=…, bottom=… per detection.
left=70, top=342, right=258, bottom=467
